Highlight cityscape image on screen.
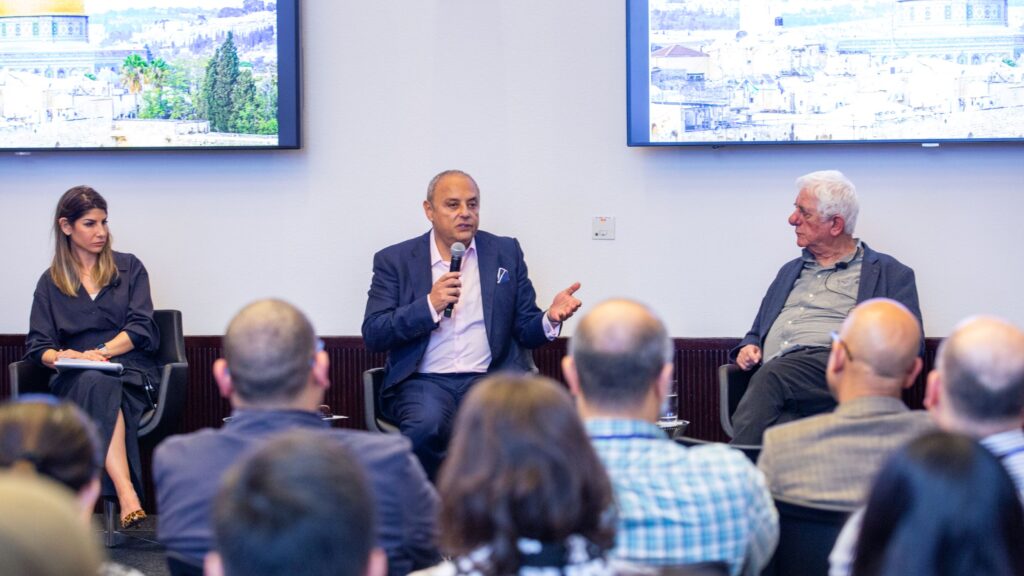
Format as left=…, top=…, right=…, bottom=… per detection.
left=0, top=0, right=296, bottom=150
left=634, top=0, right=1024, bottom=145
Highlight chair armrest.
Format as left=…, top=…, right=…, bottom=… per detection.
left=139, top=361, right=188, bottom=438
left=8, top=360, right=56, bottom=397
left=718, top=363, right=755, bottom=439
left=362, top=368, right=399, bottom=434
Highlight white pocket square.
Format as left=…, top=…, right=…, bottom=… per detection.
left=496, top=268, right=509, bottom=284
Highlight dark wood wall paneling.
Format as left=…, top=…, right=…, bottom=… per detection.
left=0, top=333, right=941, bottom=509
left=1, top=334, right=940, bottom=440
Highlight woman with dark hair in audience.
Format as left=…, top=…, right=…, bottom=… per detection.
left=411, top=374, right=619, bottom=576
left=0, top=397, right=102, bottom=521
left=852, top=430, right=1024, bottom=576
left=24, top=185, right=160, bottom=529
left=0, top=397, right=145, bottom=576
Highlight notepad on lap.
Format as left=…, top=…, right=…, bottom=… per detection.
left=55, top=359, right=124, bottom=375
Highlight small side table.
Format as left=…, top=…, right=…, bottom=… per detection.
left=657, top=418, right=690, bottom=440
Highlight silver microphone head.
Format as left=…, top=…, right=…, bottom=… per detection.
left=450, top=242, right=466, bottom=259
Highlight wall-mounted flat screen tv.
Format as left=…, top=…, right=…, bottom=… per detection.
left=0, top=0, right=300, bottom=151
left=627, top=0, right=1024, bottom=146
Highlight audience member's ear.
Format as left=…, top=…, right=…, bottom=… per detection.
left=204, top=551, right=224, bottom=576
left=902, top=357, right=923, bottom=389
left=213, top=359, right=234, bottom=399
left=365, top=548, right=387, bottom=576
left=311, top=350, right=330, bottom=390
left=924, top=370, right=941, bottom=411
left=561, top=356, right=581, bottom=396
left=827, top=342, right=845, bottom=376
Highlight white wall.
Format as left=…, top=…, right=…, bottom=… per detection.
left=1, top=1, right=1022, bottom=337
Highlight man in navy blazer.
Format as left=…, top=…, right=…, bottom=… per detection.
left=155, top=299, right=440, bottom=576
left=728, top=170, right=922, bottom=445
left=362, top=169, right=582, bottom=478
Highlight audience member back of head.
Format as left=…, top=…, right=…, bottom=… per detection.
left=416, top=373, right=618, bottom=576
left=852, top=430, right=1024, bottom=576
left=208, top=431, right=387, bottom=576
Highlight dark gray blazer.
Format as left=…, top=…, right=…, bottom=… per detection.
left=730, top=242, right=923, bottom=361
left=154, top=410, right=440, bottom=576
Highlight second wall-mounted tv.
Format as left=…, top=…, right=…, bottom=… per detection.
left=0, top=0, right=300, bottom=151
left=627, top=0, right=1024, bottom=146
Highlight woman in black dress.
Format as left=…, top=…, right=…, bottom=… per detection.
left=25, top=185, right=159, bottom=529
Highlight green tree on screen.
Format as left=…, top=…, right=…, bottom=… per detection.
left=199, top=32, right=278, bottom=135
left=121, top=53, right=147, bottom=94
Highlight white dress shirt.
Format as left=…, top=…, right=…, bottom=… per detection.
left=419, top=231, right=558, bottom=374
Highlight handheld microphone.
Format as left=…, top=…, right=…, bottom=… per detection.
left=443, top=242, right=466, bottom=318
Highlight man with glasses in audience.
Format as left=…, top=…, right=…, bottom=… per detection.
left=829, top=314, right=1024, bottom=576
left=730, top=170, right=922, bottom=445
left=757, top=298, right=933, bottom=507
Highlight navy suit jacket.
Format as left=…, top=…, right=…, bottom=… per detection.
left=362, top=230, right=549, bottom=393
left=730, top=242, right=923, bottom=361
left=154, top=410, right=440, bottom=576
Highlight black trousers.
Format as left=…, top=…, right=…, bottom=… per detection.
left=730, top=347, right=837, bottom=446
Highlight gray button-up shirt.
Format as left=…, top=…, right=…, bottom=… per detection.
left=762, top=242, right=863, bottom=362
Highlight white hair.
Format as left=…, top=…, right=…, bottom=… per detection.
left=796, top=170, right=859, bottom=234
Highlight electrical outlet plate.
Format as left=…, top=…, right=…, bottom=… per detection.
left=592, top=216, right=615, bottom=240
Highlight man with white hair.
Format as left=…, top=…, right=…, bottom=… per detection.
left=730, top=170, right=922, bottom=445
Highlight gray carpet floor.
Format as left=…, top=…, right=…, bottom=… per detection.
left=98, top=514, right=171, bottom=576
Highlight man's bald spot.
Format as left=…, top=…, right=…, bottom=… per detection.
left=941, top=316, right=1024, bottom=394
left=224, top=299, right=316, bottom=402
left=576, top=299, right=665, bottom=354
left=569, top=299, right=671, bottom=408
left=841, top=298, right=921, bottom=379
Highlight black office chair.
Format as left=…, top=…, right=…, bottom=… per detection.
left=362, top=367, right=400, bottom=434
left=762, top=496, right=854, bottom=576
left=7, top=309, right=188, bottom=547
left=718, top=363, right=754, bottom=439
left=675, top=435, right=761, bottom=464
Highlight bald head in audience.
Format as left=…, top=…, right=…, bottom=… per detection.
left=562, top=299, right=674, bottom=421
left=926, top=316, right=1024, bottom=437
left=827, top=298, right=923, bottom=403
left=214, top=298, right=329, bottom=409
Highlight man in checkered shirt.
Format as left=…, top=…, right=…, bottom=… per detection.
left=562, top=299, right=778, bottom=575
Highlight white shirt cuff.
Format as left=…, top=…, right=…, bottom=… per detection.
left=542, top=314, right=561, bottom=340
left=427, top=298, right=441, bottom=323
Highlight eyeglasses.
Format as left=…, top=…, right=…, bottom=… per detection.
left=830, top=331, right=854, bottom=362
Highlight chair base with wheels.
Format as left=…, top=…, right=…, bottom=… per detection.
left=7, top=309, right=188, bottom=548
left=362, top=367, right=400, bottom=434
